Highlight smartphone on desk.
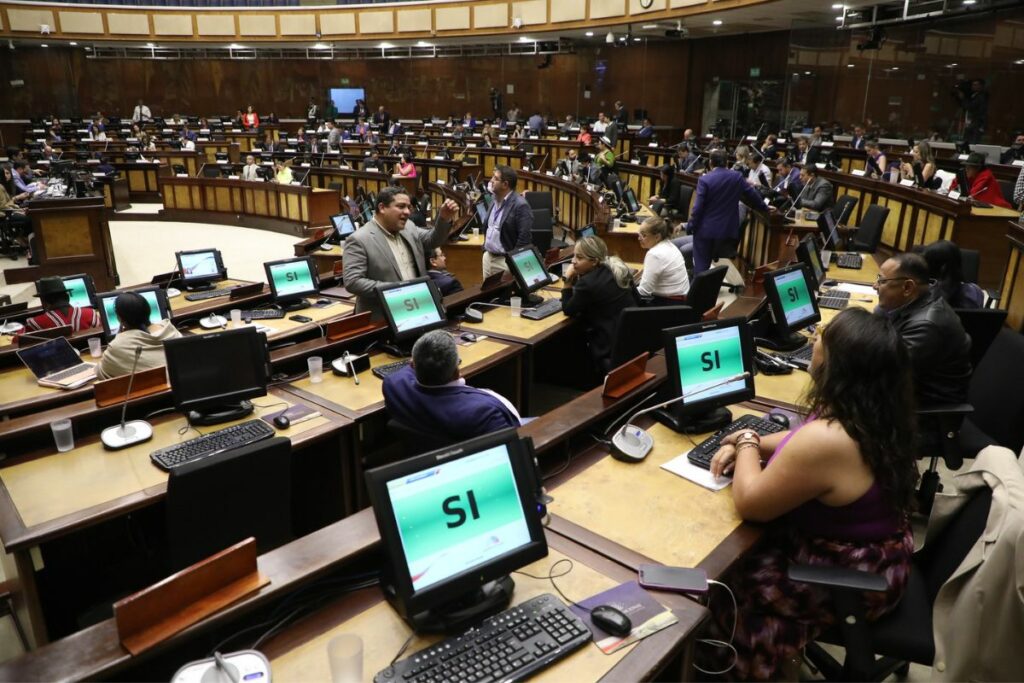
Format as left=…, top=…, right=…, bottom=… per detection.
left=288, top=314, right=313, bottom=323
left=638, top=564, right=708, bottom=595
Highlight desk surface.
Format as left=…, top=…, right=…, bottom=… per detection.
left=188, top=298, right=353, bottom=340
left=0, top=388, right=346, bottom=551
left=165, top=279, right=254, bottom=316
left=0, top=348, right=94, bottom=417
left=826, top=253, right=881, bottom=286
left=462, top=289, right=573, bottom=344
left=282, top=336, right=523, bottom=420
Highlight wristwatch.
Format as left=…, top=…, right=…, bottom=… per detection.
left=735, top=430, right=760, bottom=445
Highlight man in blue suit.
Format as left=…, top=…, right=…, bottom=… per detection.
left=481, top=165, right=534, bottom=278
left=686, top=150, right=768, bottom=273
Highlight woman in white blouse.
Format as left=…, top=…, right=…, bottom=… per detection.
left=636, top=216, right=690, bottom=305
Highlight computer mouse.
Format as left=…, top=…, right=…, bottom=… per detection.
left=767, top=412, right=791, bottom=429
left=273, top=415, right=290, bottom=430
left=462, top=308, right=484, bottom=324
left=821, top=279, right=838, bottom=288
left=165, top=287, right=181, bottom=298
left=460, top=331, right=478, bottom=343
left=590, top=605, right=632, bottom=638
left=199, top=314, right=228, bottom=329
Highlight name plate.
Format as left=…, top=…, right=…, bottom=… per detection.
left=467, top=143, right=477, bottom=148
left=648, top=142, right=658, bottom=147
left=176, top=173, right=189, bottom=177
left=559, top=137, right=569, bottom=141
left=821, top=141, right=835, bottom=148
left=630, top=159, right=641, bottom=165
left=433, top=155, right=445, bottom=160
left=418, top=141, right=429, bottom=145
left=745, top=136, right=757, bottom=141
left=436, top=179, right=445, bottom=185
left=949, top=190, right=962, bottom=200
left=300, top=163, right=310, bottom=167
left=958, top=154, right=969, bottom=161
left=546, top=171, right=555, bottom=176
left=338, top=165, right=350, bottom=170
left=1013, top=160, right=1024, bottom=167
left=501, top=146, right=511, bottom=150
left=851, top=169, right=866, bottom=176
left=228, top=175, right=240, bottom=179
left=815, top=162, right=826, bottom=169
left=899, top=178, right=915, bottom=187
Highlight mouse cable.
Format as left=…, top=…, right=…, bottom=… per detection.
left=514, top=558, right=587, bottom=612
left=693, top=578, right=738, bottom=676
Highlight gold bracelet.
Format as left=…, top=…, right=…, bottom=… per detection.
left=735, top=442, right=761, bottom=453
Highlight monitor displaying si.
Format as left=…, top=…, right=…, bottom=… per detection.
left=330, top=213, right=356, bottom=241
left=756, top=263, right=821, bottom=351
left=795, top=236, right=826, bottom=289
left=96, top=287, right=170, bottom=339
left=505, top=245, right=552, bottom=301
left=164, top=326, right=270, bottom=426
left=175, top=248, right=227, bottom=291
left=658, top=317, right=756, bottom=433
left=52, top=274, right=96, bottom=309
left=263, top=257, right=319, bottom=311
left=365, top=428, right=547, bottom=630
left=377, top=277, right=447, bottom=345
left=623, top=187, right=641, bottom=214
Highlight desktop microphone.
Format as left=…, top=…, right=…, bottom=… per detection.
left=610, top=372, right=751, bottom=463
left=100, top=346, right=155, bottom=450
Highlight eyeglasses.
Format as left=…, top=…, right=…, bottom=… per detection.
left=875, top=275, right=914, bottom=285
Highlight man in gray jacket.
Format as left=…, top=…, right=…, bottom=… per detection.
left=794, top=164, right=834, bottom=213
left=343, top=187, right=459, bottom=319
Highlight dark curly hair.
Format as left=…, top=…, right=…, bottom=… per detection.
left=805, top=308, right=919, bottom=515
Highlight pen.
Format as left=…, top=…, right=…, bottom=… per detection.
left=345, top=351, right=360, bottom=385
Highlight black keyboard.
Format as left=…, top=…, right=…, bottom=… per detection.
left=779, top=343, right=814, bottom=369
left=184, top=287, right=234, bottom=302
left=372, top=359, right=412, bottom=380
left=245, top=308, right=285, bottom=320
left=818, top=296, right=849, bottom=310
left=375, top=594, right=591, bottom=683
left=150, top=419, right=275, bottom=471
left=521, top=299, right=562, bottom=321
left=687, top=414, right=787, bottom=470
left=820, top=288, right=850, bottom=300
left=836, top=253, right=863, bottom=269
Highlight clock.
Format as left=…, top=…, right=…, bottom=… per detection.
left=639, top=0, right=655, bottom=8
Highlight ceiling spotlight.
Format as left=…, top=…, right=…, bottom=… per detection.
left=804, top=71, right=811, bottom=75
left=847, top=63, right=855, bottom=67
left=585, top=31, right=594, bottom=37
left=712, top=20, right=723, bottom=26
left=518, top=36, right=532, bottom=43
left=642, top=24, right=658, bottom=29
left=228, top=43, right=245, bottom=49
left=378, top=42, right=393, bottom=48
left=416, top=41, right=432, bottom=47
left=41, top=43, right=48, bottom=48
left=84, top=46, right=91, bottom=50
left=832, top=3, right=845, bottom=8
left=312, top=42, right=329, bottom=49
left=963, top=0, right=976, bottom=4
left=633, top=37, right=642, bottom=42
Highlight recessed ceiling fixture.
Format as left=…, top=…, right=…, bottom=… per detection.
left=69, top=41, right=77, bottom=46
left=585, top=31, right=594, bottom=37
left=712, top=19, right=723, bottom=26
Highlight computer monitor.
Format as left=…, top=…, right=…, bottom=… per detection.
left=504, top=245, right=553, bottom=304
left=175, top=248, right=227, bottom=291
left=655, top=316, right=756, bottom=434
left=365, top=428, right=548, bottom=632
left=577, top=224, right=596, bottom=238
left=377, top=277, right=447, bottom=350
left=96, top=287, right=171, bottom=339
left=263, top=256, right=319, bottom=311
left=971, top=144, right=1002, bottom=166
left=329, top=213, right=356, bottom=242
left=755, top=263, right=821, bottom=351
left=816, top=210, right=842, bottom=251
left=955, top=168, right=971, bottom=197
left=164, top=327, right=270, bottom=426
left=481, top=190, right=494, bottom=209
left=474, top=200, right=490, bottom=228
left=795, top=236, right=826, bottom=289
left=51, top=274, right=96, bottom=309
left=623, top=187, right=641, bottom=214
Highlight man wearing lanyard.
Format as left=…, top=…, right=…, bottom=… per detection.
left=482, top=165, right=534, bottom=278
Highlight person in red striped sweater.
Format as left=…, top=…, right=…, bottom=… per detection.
left=22, top=277, right=99, bottom=333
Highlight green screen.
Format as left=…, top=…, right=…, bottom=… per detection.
left=674, top=325, right=747, bottom=404
left=774, top=269, right=816, bottom=327
left=510, top=250, right=549, bottom=290
left=387, top=446, right=532, bottom=591
left=101, top=291, right=162, bottom=334
left=382, top=282, right=442, bottom=333
left=269, top=260, right=315, bottom=298
left=63, top=278, right=91, bottom=309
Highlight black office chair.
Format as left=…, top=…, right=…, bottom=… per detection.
left=789, top=485, right=993, bottom=681
left=524, top=191, right=554, bottom=213
left=609, top=306, right=698, bottom=368
left=531, top=208, right=554, bottom=252
left=959, top=248, right=980, bottom=284
left=687, top=265, right=728, bottom=317
left=998, top=179, right=1014, bottom=206
left=958, top=327, right=1024, bottom=460
left=667, top=185, right=694, bottom=223
left=380, top=418, right=461, bottom=469
left=954, top=307, right=1006, bottom=369
left=831, top=194, right=858, bottom=225
left=165, top=436, right=293, bottom=572
left=848, top=204, right=889, bottom=253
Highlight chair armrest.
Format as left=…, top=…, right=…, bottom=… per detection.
left=787, top=564, right=888, bottom=592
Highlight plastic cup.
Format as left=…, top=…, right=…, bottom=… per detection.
left=613, top=218, right=621, bottom=229
left=327, top=633, right=363, bottom=683
left=51, top=419, right=74, bottom=453
left=88, top=337, right=102, bottom=358
left=472, top=227, right=480, bottom=237
left=308, top=356, right=324, bottom=383
left=230, top=308, right=242, bottom=326
left=510, top=296, right=522, bottom=318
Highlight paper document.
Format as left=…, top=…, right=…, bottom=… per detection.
left=661, top=453, right=732, bottom=491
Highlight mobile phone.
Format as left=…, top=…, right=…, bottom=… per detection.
left=638, top=564, right=708, bottom=594
left=289, top=314, right=313, bottom=323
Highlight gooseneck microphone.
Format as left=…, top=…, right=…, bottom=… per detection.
left=101, top=345, right=155, bottom=450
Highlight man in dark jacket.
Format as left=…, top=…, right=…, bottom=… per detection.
left=874, top=252, right=972, bottom=407
left=382, top=330, right=522, bottom=441
left=481, top=165, right=534, bottom=278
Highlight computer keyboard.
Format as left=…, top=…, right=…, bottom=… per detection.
left=47, top=363, right=96, bottom=382
left=686, top=414, right=787, bottom=470
left=820, top=288, right=850, bottom=300
left=836, top=253, right=864, bottom=269
left=778, top=343, right=814, bottom=370
left=521, top=299, right=563, bottom=321
left=150, top=419, right=275, bottom=471
left=818, top=296, right=849, bottom=310
left=184, top=287, right=234, bottom=302
left=372, top=359, right=412, bottom=380
left=245, top=308, right=286, bottom=320
left=375, top=593, right=591, bottom=683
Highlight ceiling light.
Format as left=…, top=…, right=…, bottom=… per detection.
left=518, top=36, right=533, bottom=42
left=416, top=41, right=432, bottom=47
left=633, top=37, right=642, bottom=42
left=228, top=43, right=245, bottom=49
left=804, top=71, right=811, bottom=75
left=606, top=32, right=615, bottom=44
left=585, top=31, right=594, bottom=37
left=642, top=24, right=658, bottom=29
left=84, top=46, right=91, bottom=50
left=41, top=44, right=48, bottom=48
left=312, top=42, right=329, bottom=49
left=948, top=62, right=958, bottom=67
left=146, top=42, right=155, bottom=47
left=69, top=41, right=77, bottom=46
left=847, top=63, right=855, bottom=67
left=378, top=42, right=393, bottom=48
left=832, top=3, right=845, bottom=8
left=963, top=0, right=976, bottom=4
left=712, top=20, right=723, bottom=26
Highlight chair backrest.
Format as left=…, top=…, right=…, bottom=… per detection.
left=954, top=307, right=1006, bottom=369
left=524, top=191, right=554, bottom=213
left=531, top=208, right=554, bottom=252
left=917, top=486, right=992, bottom=603
left=999, top=180, right=1014, bottom=206
left=853, top=204, right=889, bottom=253
left=676, top=185, right=694, bottom=221
left=686, top=265, right=728, bottom=316
left=959, top=248, right=980, bottom=285
left=968, top=328, right=1024, bottom=454
left=609, top=305, right=698, bottom=367
left=832, top=194, right=858, bottom=225
left=386, top=418, right=458, bottom=457
left=166, top=436, right=292, bottom=572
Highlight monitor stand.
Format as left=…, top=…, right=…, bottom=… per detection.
left=188, top=401, right=254, bottom=426
left=380, top=340, right=414, bottom=358
left=403, top=575, right=515, bottom=634
left=183, top=282, right=216, bottom=292
left=280, top=298, right=311, bottom=312
left=654, top=403, right=733, bottom=435
left=748, top=304, right=810, bottom=352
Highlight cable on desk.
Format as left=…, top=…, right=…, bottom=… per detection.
left=693, top=578, right=738, bottom=676
left=144, top=406, right=176, bottom=420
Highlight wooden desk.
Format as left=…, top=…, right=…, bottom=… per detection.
left=0, top=388, right=351, bottom=645
left=825, top=253, right=882, bottom=286
left=1000, top=222, right=1024, bottom=333
left=266, top=538, right=708, bottom=683
left=113, top=161, right=167, bottom=202
left=186, top=298, right=354, bottom=344
left=0, top=349, right=95, bottom=419
left=462, top=288, right=572, bottom=345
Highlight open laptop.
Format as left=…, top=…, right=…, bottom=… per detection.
left=17, top=337, right=97, bottom=389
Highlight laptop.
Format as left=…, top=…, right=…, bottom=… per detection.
left=17, top=337, right=97, bottom=389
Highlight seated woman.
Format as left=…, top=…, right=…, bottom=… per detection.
left=97, top=292, right=182, bottom=380
left=707, top=308, right=917, bottom=680
left=900, top=141, right=940, bottom=189
left=395, top=154, right=417, bottom=178
left=920, top=239, right=984, bottom=308
left=561, top=236, right=638, bottom=374
left=274, top=159, right=294, bottom=184
left=636, top=216, right=690, bottom=304
left=648, top=164, right=684, bottom=217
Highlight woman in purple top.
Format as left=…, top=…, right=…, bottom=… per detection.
left=707, top=308, right=918, bottom=680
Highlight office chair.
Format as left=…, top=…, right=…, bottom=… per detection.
left=530, top=208, right=554, bottom=253
left=831, top=194, right=858, bottom=225
left=789, top=484, right=993, bottom=681
left=954, top=307, right=1005, bottom=369
left=165, top=436, right=292, bottom=572
left=847, top=204, right=889, bottom=253
left=916, top=403, right=974, bottom=514
left=958, top=327, right=1024, bottom=460
left=665, top=185, right=694, bottom=225
left=958, top=248, right=998, bottom=307
left=382, top=418, right=459, bottom=467
left=998, top=180, right=1014, bottom=206
left=685, top=265, right=728, bottom=318
left=609, top=306, right=698, bottom=368
left=524, top=191, right=554, bottom=214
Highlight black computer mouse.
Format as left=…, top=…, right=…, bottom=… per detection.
left=273, top=415, right=290, bottom=430
left=590, top=604, right=632, bottom=638
left=767, top=412, right=790, bottom=429
left=460, top=331, right=478, bottom=343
